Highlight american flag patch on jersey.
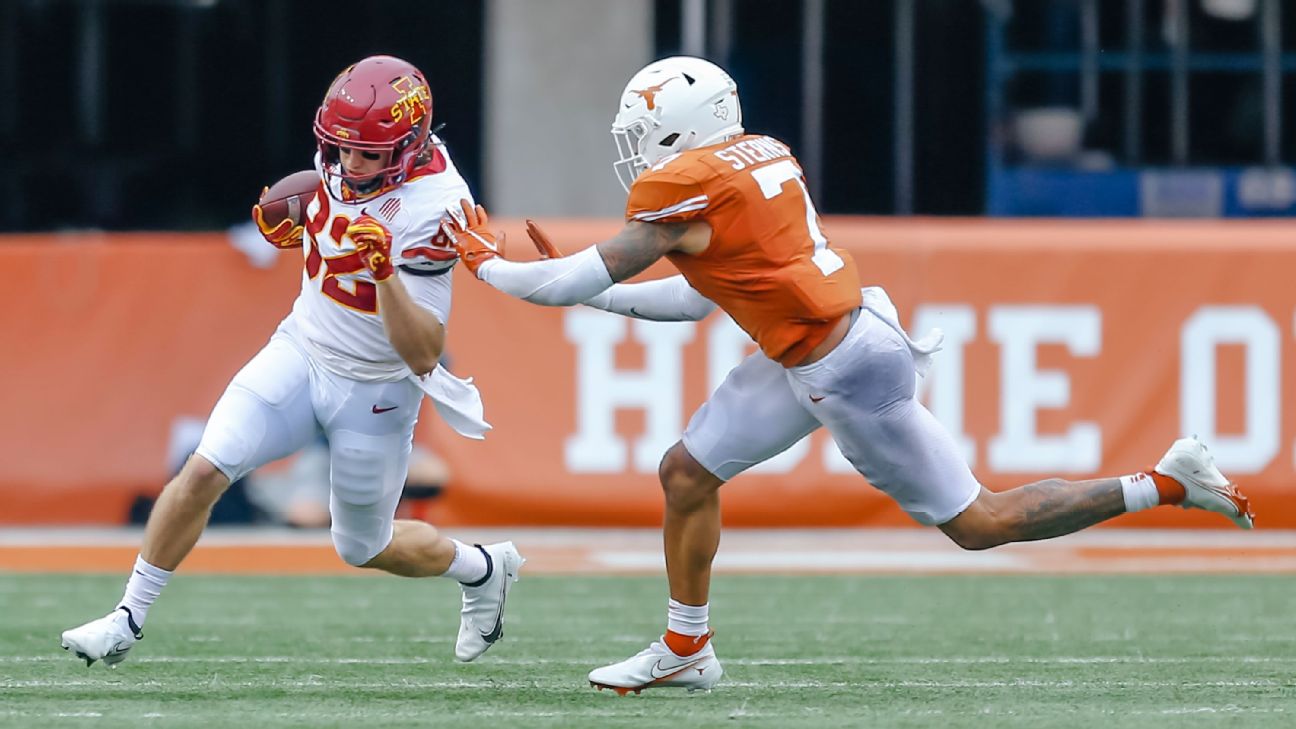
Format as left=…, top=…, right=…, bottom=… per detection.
left=378, top=198, right=401, bottom=221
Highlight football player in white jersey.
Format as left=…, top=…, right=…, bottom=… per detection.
left=60, top=56, right=522, bottom=668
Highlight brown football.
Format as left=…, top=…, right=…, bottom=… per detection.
left=257, top=170, right=320, bottom=227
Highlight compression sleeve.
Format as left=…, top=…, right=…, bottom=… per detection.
left=476, top=246, right=615, bottom=306
left=582, top=275, right=717, bottom=322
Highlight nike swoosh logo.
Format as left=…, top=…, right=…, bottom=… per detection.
left=809, top=395, right=825, bottom=403
left=649, top=655, right=704, bottom=680
left=628, top=306, right=662, bottom=321
left=372, top=405, right=398, bottom=414
left=477, top=574, right=508, bottom=644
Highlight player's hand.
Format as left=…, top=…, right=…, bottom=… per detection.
left=347, top=214, right=395, bottom=281
left=525, top=219, right=563, bottom=260
left=441, top=199, right=505, bottom=278
left=251, top=188, right=304, bottom=250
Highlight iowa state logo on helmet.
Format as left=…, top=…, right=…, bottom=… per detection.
left=389, top=76, right=430, bottom=125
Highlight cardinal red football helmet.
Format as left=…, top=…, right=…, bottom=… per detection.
left=313, top=55, right=434, bottom=201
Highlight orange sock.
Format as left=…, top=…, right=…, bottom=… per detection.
left=664, top=629, right=710, bottom=657
left=1149, top=471, right=1186, bottom=505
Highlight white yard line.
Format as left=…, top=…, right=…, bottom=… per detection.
left=3, top=678, right=1283, bottom=690
left=2, top=527, right=1294, bottom=548
left=7, top=654, right=1296, bottom=666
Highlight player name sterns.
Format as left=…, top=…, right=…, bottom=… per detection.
left=712, top=136, right=792, bottom=170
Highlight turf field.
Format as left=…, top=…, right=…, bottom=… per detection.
left=2, top=573, right=1293, bottom=728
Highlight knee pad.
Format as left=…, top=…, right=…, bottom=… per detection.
left=329, top=432, right=406, bottom=507
left=327, top=430, right=405, bottom=568
left=331, top=529, right=381, bottom=567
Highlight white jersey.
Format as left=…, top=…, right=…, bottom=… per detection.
left=287, top=140, right=468, bottom=381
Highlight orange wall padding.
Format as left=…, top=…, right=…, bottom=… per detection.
left=4, top=220, right=1296, bottom=528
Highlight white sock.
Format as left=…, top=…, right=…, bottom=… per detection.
left=117, top=555, right=172, bottom=628
left=1119, top=473, right=1159, bottom=513
left=667, top=599, right=709, bottom=637
left=443, top=540, right=489, bottom=585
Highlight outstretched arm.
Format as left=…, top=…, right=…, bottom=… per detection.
left=523, top=218, right=714, bottom=321
left=583, top=275, right=717, bottom=322
left=442, top=200, right=709, bottom=307
left=596, top=221, right=695, bottom=282
left=478, top=221, right=693, bottom=306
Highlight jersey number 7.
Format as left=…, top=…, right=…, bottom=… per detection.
left=751, top=160, right=844, bottom=277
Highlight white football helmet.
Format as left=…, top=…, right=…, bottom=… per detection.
left=611, top=56, right=744, bottom=191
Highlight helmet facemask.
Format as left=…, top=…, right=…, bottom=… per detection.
left=612, top=114, right=702, bottom=192
left=315, top=129, right=425, bottom=201
left=611, top=117, right=652, bottom=193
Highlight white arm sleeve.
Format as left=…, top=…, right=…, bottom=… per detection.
left=477, top=246, right=614, bottom=306
left=582, top=275, right=717, bottom=322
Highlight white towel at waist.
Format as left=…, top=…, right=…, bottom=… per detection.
left=279, top=315, right=491, bottom=440
left=409, top=366, right=492, bottom=440
left=859, top=286, right=944, bottom=377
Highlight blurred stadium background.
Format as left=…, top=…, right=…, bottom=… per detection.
left=3, top=1, right=1296, bottom=727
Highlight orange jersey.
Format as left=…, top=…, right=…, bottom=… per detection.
left=626, top=135, right=861, bottom=366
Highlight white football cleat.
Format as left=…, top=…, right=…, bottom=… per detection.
left=589, top=637, right=723, bottom=695
left=60, top=607, right=142, bottom=668
left=454, top=541, right=524, bottom=662
left=1156, top=437, right=1255, bottom=529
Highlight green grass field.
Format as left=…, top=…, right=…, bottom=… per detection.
left=2, top=573, right=1293, bottom=728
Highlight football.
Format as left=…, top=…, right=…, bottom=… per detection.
left=257, top=170, right=319, bottom=227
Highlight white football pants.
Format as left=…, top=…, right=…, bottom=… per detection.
left=681, top=308, right=981, bottom=526
left=195, top=327, right=423, bottom=565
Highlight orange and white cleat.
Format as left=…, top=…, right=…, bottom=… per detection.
left=1156, top=437, right=1255, bottom=529
left=588, top=637, right=723, bottom=695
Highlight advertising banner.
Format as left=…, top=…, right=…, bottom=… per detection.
left=3, top=220, right=1293, bottom=528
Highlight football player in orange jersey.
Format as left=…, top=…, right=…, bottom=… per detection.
left=443, top=56, right=1255, bottom=694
